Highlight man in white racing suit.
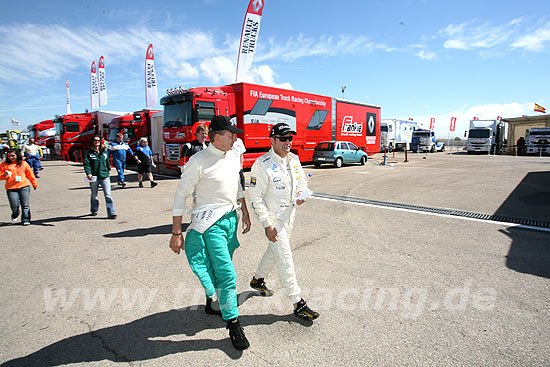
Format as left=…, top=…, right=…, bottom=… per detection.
left=248, top=123, right=319, bottom=321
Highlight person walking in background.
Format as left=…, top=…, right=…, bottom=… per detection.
left=0, top=139, right=9, bottom=160
left=134, top=137, right=158, bottom=188
left=108, top=133, right=134, bottom=188
left=169, top=115, right=252, bottom=351
left=0, top=149, right=38, bottom=225
left=181, top=124, right=209, bottom=165
left=21, top=138, right=42, bottom=178
left=83, top=136, right=117, bottom=219
left=248, top=123, right=319, bottom=321
left=232, top=136, right=246, bottom=190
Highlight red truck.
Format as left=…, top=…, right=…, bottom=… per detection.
left=107, top=109, right=161, bottom=153
left=54, top=111, right=126, bottom=161
left=29, top=119, right=56, bottom=153
left=160, top=82, right=380, bottom=171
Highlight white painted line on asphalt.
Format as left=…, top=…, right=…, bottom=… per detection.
left=313, top=196, right=550, bottom=233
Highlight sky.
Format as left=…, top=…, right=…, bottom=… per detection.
left=1, top=0, right=549, bottom=137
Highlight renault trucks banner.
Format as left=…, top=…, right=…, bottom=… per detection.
left=235, top=0, right=264, bottom=82
left=450, top=117, right=456, bottom=131
left=145, top=44, right=158, bottom=107
left=65, top=78, right=72, bottom=114
left=90, top=61, right=99, bottom=109
left=98, top=56, right=108, bottom=106
left=429, top=117, right=435, bottom=130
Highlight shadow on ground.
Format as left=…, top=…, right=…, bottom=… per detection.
left=494, top=171, right=550, bottom=278
left=104, top=223, right=189, bottom=238
left=1, top=292, right=311, bottom=366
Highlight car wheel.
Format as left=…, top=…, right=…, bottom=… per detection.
left=314, top=162, right=321, bottom=168
left=335, top=157, right=343, bottom=168
left=360, top=156, right=366, bottom=165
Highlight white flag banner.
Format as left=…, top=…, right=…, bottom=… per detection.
left=65, top=78, right=72, bottom=114
left=145, top=44, right=158, bottom=107
left=10, top=118, right=20, bottom=126
left=90, top=61, right=99, bottom=109
left=235, top=0, right=264, bottom=82
left=98, top=56, right=108, bottom=106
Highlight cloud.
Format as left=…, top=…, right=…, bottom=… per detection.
left=255, top=34, right=391, bottom=62
left=199, top=56, right=236, bottom=84
left=441, top=18, right=522, bottom=51
left=415, top=50, right=438, bottom=60
left=511, top=23, right=550, bottom=51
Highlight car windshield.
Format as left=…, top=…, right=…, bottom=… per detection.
left=163, top=101, right=193, bottom=128
left=469, top=130, right=491, bottom=138
left=315, top=142, right=334, bottom=151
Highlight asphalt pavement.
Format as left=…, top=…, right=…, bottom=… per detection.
left=1, top=151, right=549, bottom=366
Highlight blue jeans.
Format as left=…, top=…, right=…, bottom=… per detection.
left=25, top=156, right=41, bottom=176
left=112, top=159, right=126, bottom=183
left=7, top=186, right=31, bottom=224
left=89, top=177, right=115, bottom=216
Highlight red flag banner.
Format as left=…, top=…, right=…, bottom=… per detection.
left=534, top=103, right=546, bottom=113
left=145, top=44, right=158, bottom=107
left=65, top=78, right=72, bottom=114
left=236, top=0, right=265, bottom=82
left=98, top=56, right=107, bottom=106
left=429, top=117, right=435, bottom=130
left=90, top=61, right=99, bottom=109
left=473, top=116, right=479, bottom=120
left=450, top=117, right=456, bottom=131
left=497, top=116, right=502, bottom=120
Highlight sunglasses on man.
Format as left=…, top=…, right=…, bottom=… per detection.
left=275, top=136, right=294, bottom=142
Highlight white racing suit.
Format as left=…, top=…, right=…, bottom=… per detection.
left=249, top=149, right=308, bottom=304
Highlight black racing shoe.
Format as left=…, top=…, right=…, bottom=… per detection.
left=121, top=181, right=126, bottom=188
left=294, top=299, right=319, bottom=321
left=250, top=277, right=273, bottom=297
left=205, top=297, right=222, bottom=317
left=226, top=318, right=249, bottom=351
left=138, top=182, right=143, bottom=188
left=151, top=181, right=158, bottom=188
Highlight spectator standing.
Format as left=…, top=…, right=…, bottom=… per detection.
left=134, top=138, right=158, bottom=188
left=21, top=138, right=42, bottom=178
left=108, top=133, right=134, bottom=188
left=181, top=124, right=209, bottom=165
left=0, top=149, right=38, bottom=225
left=83, top=136, right=117, bottom=219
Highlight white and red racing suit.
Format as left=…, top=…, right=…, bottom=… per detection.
left=249, top=148, right=308, bottom=304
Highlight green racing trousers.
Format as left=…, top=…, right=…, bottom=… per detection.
left=185, top=210, right=240, bottom=321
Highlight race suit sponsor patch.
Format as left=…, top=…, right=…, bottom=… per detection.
left=250, top=177, right=257, bottom=187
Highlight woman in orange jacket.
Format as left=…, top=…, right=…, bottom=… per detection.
left=0, top=149, right=38, bottom=225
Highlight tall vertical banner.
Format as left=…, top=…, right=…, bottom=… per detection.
left=90, top=61, right=99, bottom=110
left=450, top=117, right=457, bottom=132
left=98, top=56, right=108, bottom=106
left=65, top=78, right=72, bottom=114
left=235, top=0, right=264, bottom=82
left=145, top=44, right=158, bottom=107
left=473, top=116, right=479, bottom=120
left=429, top=117, right=435, bottom=130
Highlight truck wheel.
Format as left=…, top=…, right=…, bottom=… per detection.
left=441, top=145, right=445, bottom=152
left=430, top=145, right=435, bottom=153
left=335, top=157, right=343, bottom=168
left=360, top=156, right=366, bottom=165
left=314, top=162, right=321, bottom=168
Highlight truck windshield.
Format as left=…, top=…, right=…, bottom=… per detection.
left=413, top=132, right=430, bottom=138
left=469, top=130, right=490, bottom=138
left=65, top=121, right=80, bottom=133
left=164, top=102, right=193, bottom=128
left=529, top=130, right=550, bottom=136
left=381, top=125, right=388, bottom=132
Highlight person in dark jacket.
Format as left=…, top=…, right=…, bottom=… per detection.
left=181, top=124, right=209, bottom=165
left=83, top=136, right=116, bottom=219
